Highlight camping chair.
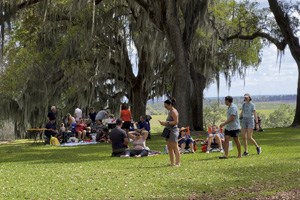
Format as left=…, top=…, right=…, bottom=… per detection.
left=205, top=126, right=224, bottom=152
left=179, top=127, right=197, bottom=153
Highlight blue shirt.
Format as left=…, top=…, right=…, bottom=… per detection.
left=242, top=102, right=256, bottom=119
left=137, top=121, right=150, bottom=132
left=226, top=103, right=240, bottom=131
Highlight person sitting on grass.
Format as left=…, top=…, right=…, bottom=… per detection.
left=75, top=119, right=86, bottom=140
left=178, top=127, right=194, bottom=153
left=50, top=132, right=60, bottom=146
left=95, top=120, right=109, bottom=142
left=122, top=130, right=149, bottom=157
left=85, top=127, right=92, bottom=140
left=109, top=118, right=129, bottom=157
left=206, top=125, right=224, bottom=153
left=136, top=115, right=151, bottom=140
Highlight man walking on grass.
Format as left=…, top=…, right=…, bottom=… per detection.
left=219, top=96, right=242, bottom=159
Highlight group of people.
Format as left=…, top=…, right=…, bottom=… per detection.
left=218, top=94, right=262, bottom=159
left=43, top=104, right=152, bottom=148
left=44, top=106, right=111, bottom=145
left=157, top=93, right=262, bottom=167
left=44, top=93, right=262, bottom=166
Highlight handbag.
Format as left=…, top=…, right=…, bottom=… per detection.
left=161, top=128, right=171, bottom=138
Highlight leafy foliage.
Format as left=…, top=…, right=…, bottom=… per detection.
left=265, top=104, right=294, bottom=128
left=203, top=102, right=226, bottom=129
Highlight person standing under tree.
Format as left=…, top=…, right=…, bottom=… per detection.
left=120, top=103, right=132, bottom=134
left=219, top=96, right=242, bottom=159
left=159, top=99, right=180, bottom=167
left=240, top=93, right=262, bottom=156
left=47, top=106, right=57, bottom=125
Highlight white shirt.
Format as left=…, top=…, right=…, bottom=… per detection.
left=74, top=108, right=82, bottom=121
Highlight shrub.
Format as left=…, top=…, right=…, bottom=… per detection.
left=265, top=104, right=294, bottom=128
left=203, top=102, right=226, bottom=129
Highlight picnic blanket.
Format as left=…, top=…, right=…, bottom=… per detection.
left=148, top=150, right=161, bottom=156
left=60, top=141, right=98, bottom=147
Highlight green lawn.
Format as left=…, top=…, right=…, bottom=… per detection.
left=0, top=128, right=300, bottom=200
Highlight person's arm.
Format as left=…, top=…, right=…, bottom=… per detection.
left=142, top=130, right=148, bottom=140
left=128, top=131, right=136, bottom=139
left=253, top=110, right=259, bottom=129
left=240, top=110, right=243, bottom=119
left=123, top=137, right=129, bottom=147
left=220, top=115, right=235, bottom=128
left=253, top=110, right=258, bottom=123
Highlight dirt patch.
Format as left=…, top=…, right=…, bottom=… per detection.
left=245, top=189, right=300, bottom=200
left=188, top=186, right=300, bottom=200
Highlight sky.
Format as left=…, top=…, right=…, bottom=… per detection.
left=204, top=45, right=298, bottom=97
left=205, top=0, right=299, bottom=97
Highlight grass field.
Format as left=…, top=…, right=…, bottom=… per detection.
left=0, top=126, right=300, bottom=200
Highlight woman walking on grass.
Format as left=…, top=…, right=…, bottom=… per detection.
left=240, top=93, right=262, bottom=156
left=159, top=99, right=180, bottom=167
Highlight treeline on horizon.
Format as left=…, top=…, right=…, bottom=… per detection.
left=205, top=94, right=297, bottom=103
left=148, top=95, right=297, bottom=104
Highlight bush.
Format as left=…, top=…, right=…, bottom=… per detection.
left=265, top=104, right=294, bottom=128
left=203, top=102, right=226, bottom=129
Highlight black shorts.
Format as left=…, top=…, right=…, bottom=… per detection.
left=224, top=129, right=240, bottom=137
left=122, top=121, right=131, bottom=129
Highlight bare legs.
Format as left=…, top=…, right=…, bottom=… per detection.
left=222, top=135, right=241, bottom=158
left=233, top=136, right=242, bottom=158
left=242, top=128, right=259, bottom=153
left=207, top=135, right=223, bottom=151
left=167, top=141, right=180, bottom=166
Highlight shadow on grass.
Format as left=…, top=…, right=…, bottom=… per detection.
left=0, top=137, right=166, bottom=164
left=0, top=142, right=113, bottom=164
left=1, top=129, right=299, bottom=166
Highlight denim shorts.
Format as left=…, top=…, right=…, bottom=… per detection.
left=241, top=117, right=255, bottom=129
left=224, top=129, right=240, bottom=137
left=178, top=138, right=193, bottom=146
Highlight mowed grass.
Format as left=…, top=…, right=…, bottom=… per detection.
left=0, top=127, right=300, bottom=199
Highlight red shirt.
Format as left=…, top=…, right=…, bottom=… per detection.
left=76, top=122, right=86, bottom=132
left=120, top=109, right=131, bottom=121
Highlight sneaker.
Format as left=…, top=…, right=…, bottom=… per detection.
left=243, top=152, right=249, bottom=156
left=257, top=147, right=262, bottom=154
left=220, top=149, right=224, bottom=153
left=120, top=154, right=130, bottom=158
left=206, top=148, right=212, bottom=153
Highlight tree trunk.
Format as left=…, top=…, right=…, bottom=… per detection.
left=190, top=66, right=206, bottom=131
left=131, top=83, right=148, bottom=122
left=268, top=0, right=300, bottom=127
left=165, top=1, right=192, bottom=128
left=292, top=67, right=300, bottom=127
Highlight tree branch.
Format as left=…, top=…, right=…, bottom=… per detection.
left=132, top=0, right=149, bottom=11
left=221, top=31, right=287, bottom=51
left=183, top=0, right=209, bottom=50
left=268, top=0, right=300, bottom=54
